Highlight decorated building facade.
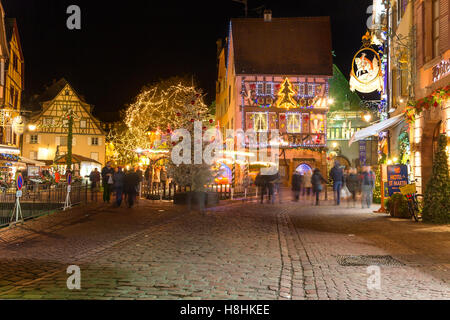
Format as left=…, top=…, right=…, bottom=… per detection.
left=22, top=79, right=106, bottom=176
left=216, top=13, right=333, bottom=185
left=0, top=4, right=24, bottom=152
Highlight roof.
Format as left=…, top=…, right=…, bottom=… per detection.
left=230, top=17, right=332, bottom=76
left=5, top=18, right=23, bottom=59
left=54, top=154, right=102, bottom=165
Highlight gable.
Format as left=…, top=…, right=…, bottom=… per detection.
left=33, top=83, right=105, bottom=136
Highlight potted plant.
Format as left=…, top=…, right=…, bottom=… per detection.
left=386, top=193, right=410, bottom=218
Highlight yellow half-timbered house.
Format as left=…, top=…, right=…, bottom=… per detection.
left=23, top=79, right=106, bottom=174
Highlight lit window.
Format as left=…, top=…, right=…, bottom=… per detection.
left=286, top=113, right=302, bottom=133
left=256, top=83, right=264, bottom=95
left=265, top=83, right=272, bottom=95
left=30, top=135, right=38, bottom=144
left=80, top=120, right=87, bottom=128
left=253, top=113, right=268, bottom=132
left=59, top=136, right=68, bottom=146
left=307, top=84, right=314, bottom=96
left=299, top=84, right=305, bottom=96
left=43, top=118, right=54, bottom=126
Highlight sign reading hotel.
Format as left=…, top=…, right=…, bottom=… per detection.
left=349, top=48, right=383, bottom=93
left=387, top=164, right=409, bottom=197
left=432, top=59, right=450, bottom=83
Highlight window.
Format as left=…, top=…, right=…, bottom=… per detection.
left=13, top=54, right=18, bottom=71
left=62, top=119, right=69, bottom=127
left=29, top=151, right=37, bottom=160
left=256, top=83, right=264, bottom=95
left=80, top=120, right=87, bottom=128
left=298, top=84, right=305, bottom=96
left=433, top=0, right=440, bottom=58
left=265, top=83, right=272, bottom=95
left=30, top=135, right=38, bottom=144
left=286, top=113, right=302, bottom=133
left=90, top=152, right=99, bottom=161
left=307, top=84, right=314, bottom=96
left=43, top=118, right=54, bottom=126
left=91, top=137, right=99, bottom=146
left=253, top=113, right=268, bottom=132
left=59, top=136, right=68, bottom=146
left=9, top=87, right=14, bottom=106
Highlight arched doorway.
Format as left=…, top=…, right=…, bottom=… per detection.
left=295, top=163, right=312, bottom=174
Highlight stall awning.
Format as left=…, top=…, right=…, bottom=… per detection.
left=0, top=144, right=20, bottom=155
left=19, top=157, right=46, bottom=167
left=349, top=114, right=404, bottom=146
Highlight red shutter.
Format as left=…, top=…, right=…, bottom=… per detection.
left=415, top=1, right=425, bottom=68
left=439, top=0, right=450, bottom=53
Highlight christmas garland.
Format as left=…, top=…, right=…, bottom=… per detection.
left=0, top=153, right=20, bottom=162
left=404, top=85, right=450, bottom=123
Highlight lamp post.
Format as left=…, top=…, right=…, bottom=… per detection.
left=62, top=90, right=74, bottom=172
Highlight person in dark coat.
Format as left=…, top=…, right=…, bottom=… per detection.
left=89, top=168, right=101, bottom=201
left=101, top=162, right=115, bottom=203
left=329, top=160, right=345, bottom=206
left=124, top=168, right=140, bottom=208
left=291, top=171, right=303, bottom=202
left=255, top=173, right=265, bottom=204
left=113, top=167, right=125, bottom=207
left=311, top=168, right=327, bottom=206
left=345, top=168, right=360, bottom=207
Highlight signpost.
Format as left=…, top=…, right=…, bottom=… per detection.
left=10, top=173, right=24, bottom=225
left=64, top=172, right=72, bottom=210
left=387, top=165, right=409, bottom=197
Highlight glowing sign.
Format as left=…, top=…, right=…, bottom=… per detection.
left=276, top=78, right=297, bottom=109
left=349, top=48, right=383, bottom=93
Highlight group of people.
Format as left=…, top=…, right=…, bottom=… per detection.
left=89, top=162, right=143, bottom=208
left=291, top=161, right=376, bottom=207
left=329, top=161, right=376, bottom=208
left=292, top=168, right=327, bottom=205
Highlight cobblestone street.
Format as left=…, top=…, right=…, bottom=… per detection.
left=0, top=194, right=449, bottom=300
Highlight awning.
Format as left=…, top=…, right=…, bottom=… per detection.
left=0, top=144, right=20, bottom=155
left=19, top=157, right=46, bottom=167
left=349, top=114, right=404, bottom=146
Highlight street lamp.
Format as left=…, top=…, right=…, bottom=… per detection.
left=28, top=124, right=37, bottom=131
left=363, top=113, right=372, bottom=122
left=328, top=98, right=335, bottom=105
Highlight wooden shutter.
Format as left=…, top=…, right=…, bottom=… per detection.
left=56, top=136, right=60, bottom=145
left=37, top=135, right=41, bottom=144
left=72, top=137, right=76, bottom=146
left=279, top=113, right=286, bottom=134
left=416, top=1, right=425, bottom=68
left=440, top=0, right=450, bottom=53
left=87, top=137, right=91, bottom=146
left=25, top=134, right=30, bottom=143
left=98, top=137, right=103, bottom=146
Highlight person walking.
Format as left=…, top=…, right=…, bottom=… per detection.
left=113, top=167, right=125, bottom=207
left=101, top=162, right=115, bottom=203
left=311, top=168, right=327, bottom=206
left=291, top=171, right=302, bottom=202
left=345, top=168, right=360, bottom=207
left=303, top=169, right=312, bottom=200
left=124, top=167, right=140, bottom=208
left=255, top=173, right=265, bottom=204
left=89, top=168, right=101, bottom=202
left=135, top=166, right=144, bottom=202
left=330, top=160, right=345, bottom=205
left=160, top=167, right=168, bottom=197
left=360, top=166, right=375, bottom=209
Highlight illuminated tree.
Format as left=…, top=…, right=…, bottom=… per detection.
left=276, top=78, right=297, bottom=109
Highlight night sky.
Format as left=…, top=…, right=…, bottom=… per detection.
left=3, top=0, right=373, bottom=122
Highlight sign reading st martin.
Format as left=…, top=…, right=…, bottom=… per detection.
left=180, top=305, right=214, bottom=318
left=387, top=165, right=409, bottom=197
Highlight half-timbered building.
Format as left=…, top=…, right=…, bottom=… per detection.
left=216, top=12, right=333, bottom=186
left=23, top=78, right=106, bottom=173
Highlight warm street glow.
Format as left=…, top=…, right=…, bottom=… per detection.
left=28, top=124, right=37, bottom=131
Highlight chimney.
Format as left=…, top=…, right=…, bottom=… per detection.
left=264, top=10, right=272, bottom=22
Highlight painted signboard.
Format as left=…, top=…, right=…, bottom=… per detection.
left=387, top=165, right=409, bottom=197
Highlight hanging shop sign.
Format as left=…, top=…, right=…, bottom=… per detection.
left=432, top=59, right=450, bottom=83
left=12, top=116, right=25, bottom=135
left=387, top=164, right=409, bottom=197
left=349, top=47, right=383, bottom=93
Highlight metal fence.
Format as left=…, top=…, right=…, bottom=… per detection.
left=141, top=181, right=261, bottom=201
left=0, top=182, right=90, bottom=228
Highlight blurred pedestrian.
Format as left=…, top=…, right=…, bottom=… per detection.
left=124, top=167, right=140, bottom=208
left=89, top=168, right=101, bottom=201
left=303, top=169, right=312, bottom=200
left=311, top=168, right=327, bottom=206
left=330, top=160, right=344, bottom=205
left=113, top=167, right=125, bottom=207
left=291, top=171, right=302, bottom=202
left=360, top=166, right=375, bottom=208
left=345, top=168, right=359, bottom=207
left=101, top=162, right=115, bottom=204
